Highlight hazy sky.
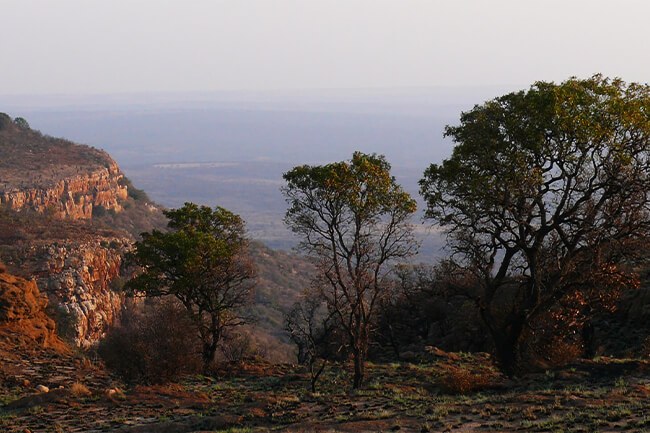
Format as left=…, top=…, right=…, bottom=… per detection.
left=1, top=0, right=649, bottom=95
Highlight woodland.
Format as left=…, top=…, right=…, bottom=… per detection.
left=1, top=75, right=649, bottom=432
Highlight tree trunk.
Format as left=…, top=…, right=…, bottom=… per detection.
left=202, top=342, right=215, bottom=367
left=352, top=346, right=366, bottom=389
left=486, top=315, right=525, bottom=377
left=493, top=334, right=519, bottom=377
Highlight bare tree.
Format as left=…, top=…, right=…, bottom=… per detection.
left=285, top=292, right=342, bottom=392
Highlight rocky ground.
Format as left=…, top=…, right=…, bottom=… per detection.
left=1, top=343, right=649, bottom=433
left=1, top=262, right=649, bottom=433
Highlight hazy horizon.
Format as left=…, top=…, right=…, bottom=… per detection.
left=2, top=1, right=648, bottom=95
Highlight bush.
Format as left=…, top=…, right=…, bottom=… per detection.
left=98, top=299, right=201, bottom=383
left=49, top=305, right=79, bottom=344
left=219, top=330, right=266, bottom=363
left=92, top=205, right=106, bottom=218
left=437, top=362, right=499, bottom=394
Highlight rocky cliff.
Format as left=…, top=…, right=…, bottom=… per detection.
left=0, top=262, right=66, bottom=352
left=1, top=160, right=128, bottom=220
left=29, top=237, right=130, bottom=347
left=0, top=113, right=127, bottom=220
left=0, top=113, right=165, bottom=347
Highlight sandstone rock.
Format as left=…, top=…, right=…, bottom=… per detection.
left=35, top=238, right=129, bottom=347
left=0, top=161, right=128, bottom=221
left=0, top=270, right=66, bottom=352
left=36, top=385, right=49, bottom=393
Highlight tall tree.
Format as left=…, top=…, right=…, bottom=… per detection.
left=125, top=202, right=255, bottom=366
left=420, top=75, right=650, bottom=375
left=283, top=152, right=417, bottom=388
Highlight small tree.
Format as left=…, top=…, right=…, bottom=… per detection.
left=420, top=75, right=650, bottom=375
left=125, top=202, right=255, bottom=366
left=13, top=117, right=30, bottom=130
left=283, top=152, right=417, bottom=388
left=284, top=292, right=342, bottom=392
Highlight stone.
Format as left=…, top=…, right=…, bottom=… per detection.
left=0, top=270, right=66, bottom=352
left=36, top=385, right=49, bottom=393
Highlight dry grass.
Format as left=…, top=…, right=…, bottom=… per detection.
left=70, top=382, right=91, bottom=397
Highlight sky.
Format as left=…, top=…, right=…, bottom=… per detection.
left=1, top=0, right=649, bottom=96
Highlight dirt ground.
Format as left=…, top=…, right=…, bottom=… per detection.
left=1, top=337, right=649, bottom=433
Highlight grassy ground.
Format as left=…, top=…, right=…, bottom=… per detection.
left=1, top=343, right=649, bottom=433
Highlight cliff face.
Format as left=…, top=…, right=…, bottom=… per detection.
left=31, top=238, right=130, bottom=347
left=0, top=115, right=165, bottom=347
left=0, top=264, right=66, bottom=352
left=1, top=161, right=128, bottom=220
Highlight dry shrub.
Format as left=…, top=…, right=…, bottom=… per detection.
left=98, top=299, right=201, bottom=384
left=219, top=330, right=267, bottom=363
left=541, top=337, right=583, bottom=367
left=437, top=363, right=498, bottom=394
left=70, top=382, right=91, bottom=397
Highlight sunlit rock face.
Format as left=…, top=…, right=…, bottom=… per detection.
left=0, top=265, right=66, bottom=351
left=0, top=119, right=138, bottom=347
left=1, top=161, right=128, bottom=220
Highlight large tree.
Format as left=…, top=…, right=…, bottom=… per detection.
left=125, top=202, right=255, bottom=366
left=420, top=76, right=650, bottom=375
left=283, top=152, right=417, bottom=388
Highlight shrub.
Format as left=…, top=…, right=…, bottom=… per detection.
left=0, top=113, right=11, bottom=130
left=92, top=205, right=106, bottom=218
left=219, top=331, right=265, bottom=363
left=98, top=299, right=201, bottom=383
left=437, top=363, right=498, bottom=394
left=642, top=336, right=650, bottom=359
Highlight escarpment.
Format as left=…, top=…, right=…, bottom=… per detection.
left=0, top=114, right=127, bottom=220
left=0, top=113, right=165, bottom=347
left=1, top=161, right=128, bottom=220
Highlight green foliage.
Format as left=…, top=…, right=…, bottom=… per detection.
left=420, top=75, right=650, bottom=375
left=12, top=117, right=30, bottom=130
left=91, top=205, right=106, bottom=218
left=283, top=152, right=418, bottom=388
left=0, top=113, right=11, bottom=130
left=124, top=202, right=255, bottom=365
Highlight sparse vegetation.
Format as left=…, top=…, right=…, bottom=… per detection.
left=97, top=299, right=202, bottom=383
left=1, top=76, right=650, bottom=432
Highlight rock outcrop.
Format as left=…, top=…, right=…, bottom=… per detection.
left=0, top=116, right=155, bottom=347
left=0, top=161, right=127, bottom=220
left=0, top=114, right=128, bottom=221
left=0, top=264, right=66, bottom=352
left=30, top=237, right=130, bottom=347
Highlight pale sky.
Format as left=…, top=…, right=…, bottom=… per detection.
left=1, top=0, right=649, bottom=95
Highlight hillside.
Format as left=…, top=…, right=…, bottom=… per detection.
left=0, top=114, right=164, bottom=346
left=0, top=113, right=311, bottom=357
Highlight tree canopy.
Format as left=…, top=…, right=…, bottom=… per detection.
left=420, top=75, right=650, bottom=374
left=125, top=202, right=255, bottom=365
left=283, top=152, right=417, bottom=388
